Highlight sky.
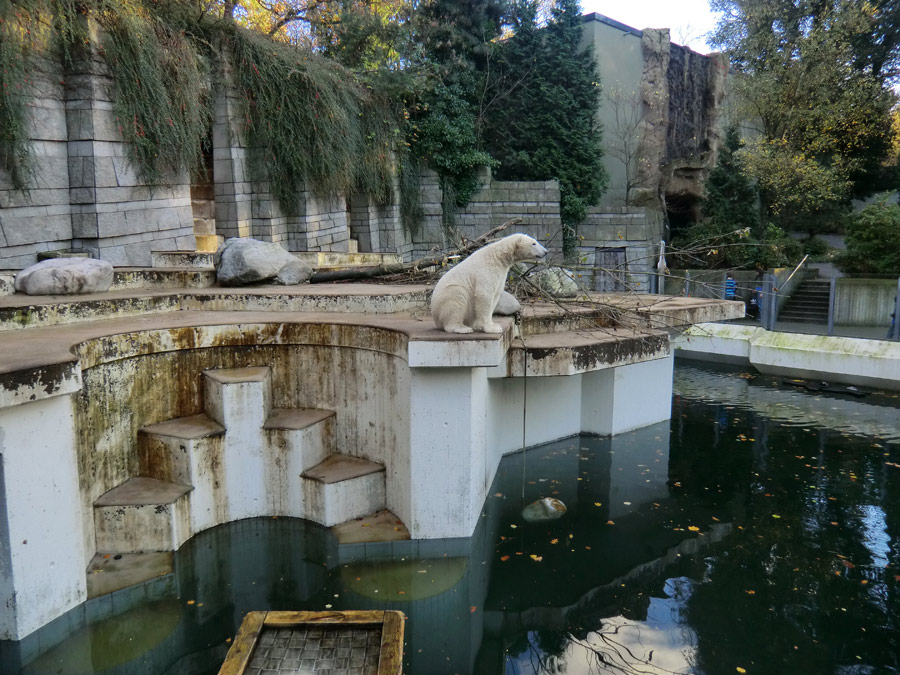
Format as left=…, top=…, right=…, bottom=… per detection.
left=581, top=0, right=721, bottom=54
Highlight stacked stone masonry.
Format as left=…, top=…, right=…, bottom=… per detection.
left=1, top=21, right=661, bottom=280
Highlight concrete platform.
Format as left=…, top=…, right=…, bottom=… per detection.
left=86, top=552, right=173, bottom=598
left=0, top=279, right=742, bottom=641
left=331, top=510, right=411, bottom=545
left=94, top=477, right=193, bottom=506
left=264, top=408, right=335, bottom=430
left=302, top=454, right=385, bottom=484
left=140, top=413, right=225, bottom=439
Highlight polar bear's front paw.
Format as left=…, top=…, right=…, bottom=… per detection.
left=445, top=324, right=474, bottom=334
left=479, top=323, right=504, bottom=334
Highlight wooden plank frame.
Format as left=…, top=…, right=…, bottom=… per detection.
left=218, top=609, right=406, bottom=675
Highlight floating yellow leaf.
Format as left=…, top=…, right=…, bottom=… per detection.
left=606, top=520, right=615, bottom=525
left=550, top=538, right=559, bottom=544
left=737, top=668, right=747, bottom=674
left=500, top=555, right=510, bottom=562
left=772, top=514, right=781, bottom=519
left=688, top=526, right=700, bottom=532
left=594, top=502, right=602, bottom=507
left=186, top=600, right=196, bottom=605
left=529, top=554, right=543, bottom=562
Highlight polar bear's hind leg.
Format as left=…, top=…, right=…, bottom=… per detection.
left=471, top=286, right=503, bottom=333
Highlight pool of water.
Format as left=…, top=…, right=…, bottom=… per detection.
left=2, top=363, right=899, bottom=674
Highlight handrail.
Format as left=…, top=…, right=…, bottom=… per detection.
left=776, top=254, right=809, bottom=293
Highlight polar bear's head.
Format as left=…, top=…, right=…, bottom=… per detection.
left=509, top=234, right=549, bottom=262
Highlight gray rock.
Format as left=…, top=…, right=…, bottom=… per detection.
left=521, top=497, right=567, bottom=523
left=494, top=290, right=520, bottom=315
left=215, top=238, right=312, bottom=286
left=15, top=258, right=113, bottom=295
left=527, top=266, right=580, bottom=298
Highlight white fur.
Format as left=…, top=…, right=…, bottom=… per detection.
left=431, top=233, right=548, bottom=334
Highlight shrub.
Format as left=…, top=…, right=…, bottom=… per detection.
left=837, top=200, right=900, bottom=274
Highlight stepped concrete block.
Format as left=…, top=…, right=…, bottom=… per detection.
left=138, top=413, right=227, bottom=532
left=203, top=366, right=272, bottom=428
left=94, top=477, right=193, bottom=553
left=301, top=454, right=386, bottom=527
left=264, top=408, right=336, bottom=517
left=150, top=250, right=215, bottom=268
left=203, top=366, right=271, bottom=520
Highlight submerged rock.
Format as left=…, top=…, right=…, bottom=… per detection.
left=521, top=497, right=567, bottom=523
left=15, top=258, right=113, bottom=295
left=215, top=237, right=312, bottom=286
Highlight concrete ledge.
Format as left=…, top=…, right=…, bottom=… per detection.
left=507, top=328, right=669, bottom=377
left=676, top=322, right=900, bottom=391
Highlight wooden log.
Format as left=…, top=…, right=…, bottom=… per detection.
left=308, top=218, right=522, bottom=283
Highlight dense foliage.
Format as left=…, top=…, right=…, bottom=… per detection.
left=710, top=0, right=899, bottom=235
left=838, top=200, right=900, bottom=274
left=0, top=0, right=607, bottom=241
left=483, top=0, right=606, bottom=255
left=673, top=125, right=801, bottom=270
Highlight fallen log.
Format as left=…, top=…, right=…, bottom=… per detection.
left=308, top=218, right=522, bottom=283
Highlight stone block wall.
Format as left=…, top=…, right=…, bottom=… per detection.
left=0, top=53, right=72, bottom=269
left=403, top=168, right=563, bottom=260
left=65, top=34, right=194, bottom=266
left=0, top=25, right=196, bottom=269
left=576, top=206, right=664, bottom=292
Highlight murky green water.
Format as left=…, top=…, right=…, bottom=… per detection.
left=3, top=363, right=899, bottom=674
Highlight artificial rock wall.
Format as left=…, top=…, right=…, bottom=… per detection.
left=0, top=24, right=196, bottom=269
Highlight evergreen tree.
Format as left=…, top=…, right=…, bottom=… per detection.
left=407, top=0, right=504, bottom=221
left=483, top=0, right=606, bottom=256
left=702, top=125, right=759, bottom=234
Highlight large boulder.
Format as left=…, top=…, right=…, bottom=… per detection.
left=14, top=258, right=113, bottom=295
left=524, top=265, right=580, bottom=298
left=494, top=290, right=521, bottom=315
left=214, top=238, right=312, bottom=286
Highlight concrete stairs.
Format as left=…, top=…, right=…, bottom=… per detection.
left=92, top=365, right=386, bottom=559
left=778, top=278, right=831, bottom=323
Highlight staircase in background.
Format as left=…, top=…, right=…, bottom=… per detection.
left=778, top=277, right=831, bottom=323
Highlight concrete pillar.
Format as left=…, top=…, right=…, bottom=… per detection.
left=581, top=354, right=674, bottom=436
left=0, top=396, right=87, bottom=641
left=402, top=367, right=488, bottom=539
left=212, top=64, right=252, bottom=240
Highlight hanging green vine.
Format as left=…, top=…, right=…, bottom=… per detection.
left=227, top=25, right=396, bottom=211
left=0, top=0, right=42, bottom=189
left=97, top=3, right=210, bottom=184
left=0, top=0, right=404, bottom=210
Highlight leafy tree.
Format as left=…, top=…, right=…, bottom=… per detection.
left=838, top=200, right=900, bottom=274
left=710, top=0, right=898, bottom=235
left=672, top=125, right=802, bottom=270
left=406, top=0, right=503, bottom=221
left=483, top=0, right=607, bottom=256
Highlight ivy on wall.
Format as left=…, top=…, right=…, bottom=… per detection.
left=0, top=0, right=401, bottom=215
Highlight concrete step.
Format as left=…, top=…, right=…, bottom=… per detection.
left=94, top=477, right=192, bottom=554
left=112, top=268, right=216, bottom=291
left=138, top=413, right=227, bottom=532
left=203, top=366, right=272, bottom=429
left=263, top=408, right=337, bottom=516
left=150, top=251, right=215, bottom=269
left=301, top=454, right=386, bottom=527
left=203, top=366, right=272, bottom=520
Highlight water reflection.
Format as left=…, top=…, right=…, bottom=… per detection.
left=3, top=364, right=899, bottom=674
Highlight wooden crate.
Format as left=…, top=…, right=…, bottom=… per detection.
left=218, top=610, right=405, bottom=674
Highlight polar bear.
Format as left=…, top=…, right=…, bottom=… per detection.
left=431, top=233, right=548, bottom=334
